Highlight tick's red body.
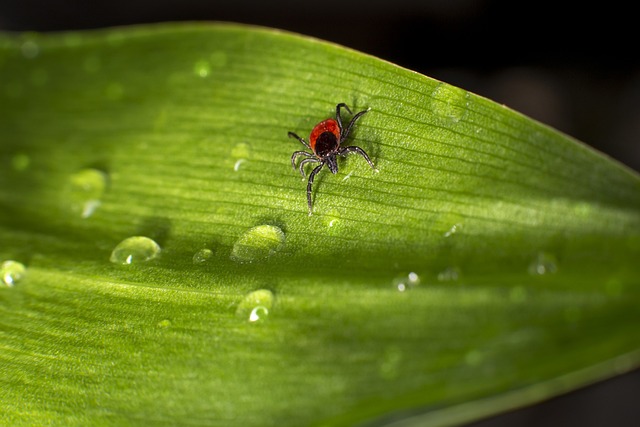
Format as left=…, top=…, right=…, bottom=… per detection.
left=309, top=119, right=341, bottom=156
left=288, top=103, right=376, bottom=215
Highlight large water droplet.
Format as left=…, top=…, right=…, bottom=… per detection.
left=231, top=225, right=285, bottom=263
left=236, top=289, right=274, bottom=323
left=393, top=271, right=420, bottom=292
left=64, top=168, right=108, bottom=218
left=194, top=60, right=211, bottom=78
left=431, top=83, right=469, bottom=124
left=192, top=248, right=213, bottom=264
left=11, top=153, right=30, bottom=171
left=110, top=236, right=161, bottom=265
left=1, top=260, right=26, bottom=287
left=528, top=252, right=557, bottom=275
left=437, top=267, right=460, bottom=282
left=20, top=39, right=39, bottom=59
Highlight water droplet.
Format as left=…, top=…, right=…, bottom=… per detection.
left=231, top=142, right=250, bottom=158
left=437, top=267, right=460, bottom=282
left=1, top=260, right=26, bottom=287
left=528, top=252, right=557, bottom=275
left=231, top=142, right=250, bottom=171
left=431, top=83, right=469, bottom=123
left=194, top=60, right=211, bottom=78
left=249, top=306, right=269, bottom=322
left=393, top=272, right=420, bottom=292
left=11, top=153, right=30, bottom=171
left=20, top=40, right=39, bottom=59
left=323, top=209, right=342, bottom=231
left=64, top=168, right=108, bottom=218
left=231, top=225, right=285, bottom=263
left=105, top=82, right=124, bottom=100
left=443, top=223, right=462, bottom=238
left=110, top=236, right=161, bottom=265
left=157, top=319, right=172, bottom=329
left=192, top=248, right=213, bottom=264
left=233, top=159, right=246, bottom=172
left=236, top=289, right=274, bottom=323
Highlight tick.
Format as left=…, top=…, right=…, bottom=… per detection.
left=289, top=103, right=376, bottom=215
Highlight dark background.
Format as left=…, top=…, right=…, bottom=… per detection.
left=1, top=0, right=638, bottom=425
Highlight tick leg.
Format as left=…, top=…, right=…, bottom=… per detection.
left=291, top=150, right=313, bottom=171
left=307, top=163, right=324, bottom=215
left=288, top=131, right=311, bottom=150
left=298, top=157, right=320, bottom=177
left=338, top=146, right=376, bottom=169
left=341, top=108, right=370, bottom=140
left=335, top=103, right=353, bottom=133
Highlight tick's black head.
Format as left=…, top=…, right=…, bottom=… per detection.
left=325, top=155, right=338, bottom=174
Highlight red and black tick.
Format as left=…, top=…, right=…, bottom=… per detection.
left=289, top=103, right=376, bottom=215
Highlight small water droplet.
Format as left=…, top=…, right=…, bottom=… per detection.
left=323, top=209, right=342, bottom=231
left=192, top=248, right=213, bottom=264
left=431, top=83, right=469, bottom=124
left=105, top=82, right=124, bottom=100
left=231, top=225, right=285, bottom=263
left=110, top=236, right=161, bottom=265
left=231, top=142, right=250, bottom=158
left=393, top=271, right=420, bottom=292
left=236, top=289, right=274, bottom=323
left=1, top=260, right=26, bottom=287
left=157, top=319, right=172, bottom=329
left=528, top=252, right=557, bottom=275
left=231, top=142, right=250, bottom=171
left=233, top=159, right=246, bottom=172
left=20, top=40, right=39, bottom=59
left=194, top=60, right=211, bottom=78
left=64, top=168, right=108, bottom=218
left=437, top=267, right=460, bottom=282
left=443, top=223, right=462, bottom=238
left=11, top=153, right=30, bottom=171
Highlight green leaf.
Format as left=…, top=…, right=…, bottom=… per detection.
left=1, top=23, right=638, bottom=426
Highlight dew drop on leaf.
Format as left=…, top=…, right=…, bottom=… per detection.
left=193, top=60, right=211, bottom=78
left=192, top=248, right=213, bottom=264
left=236, top=289, right=274, bottom=323
left=1, top=260, right=26, bottom=287
left=230, top=225, right=285, bottom=263
left=393, top=271, right=420, bottom=292
left=110, top=236, right=161, bottom=265
left=431, top=82, right=469, bottom=124
left=64, top=168, right=108, bottom=218
left=437, top=267, right=460, bottom=282
left=528, top=252, right=557, bottom=275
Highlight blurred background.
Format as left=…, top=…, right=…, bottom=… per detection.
left=1, top=0, right=638, bottom=425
